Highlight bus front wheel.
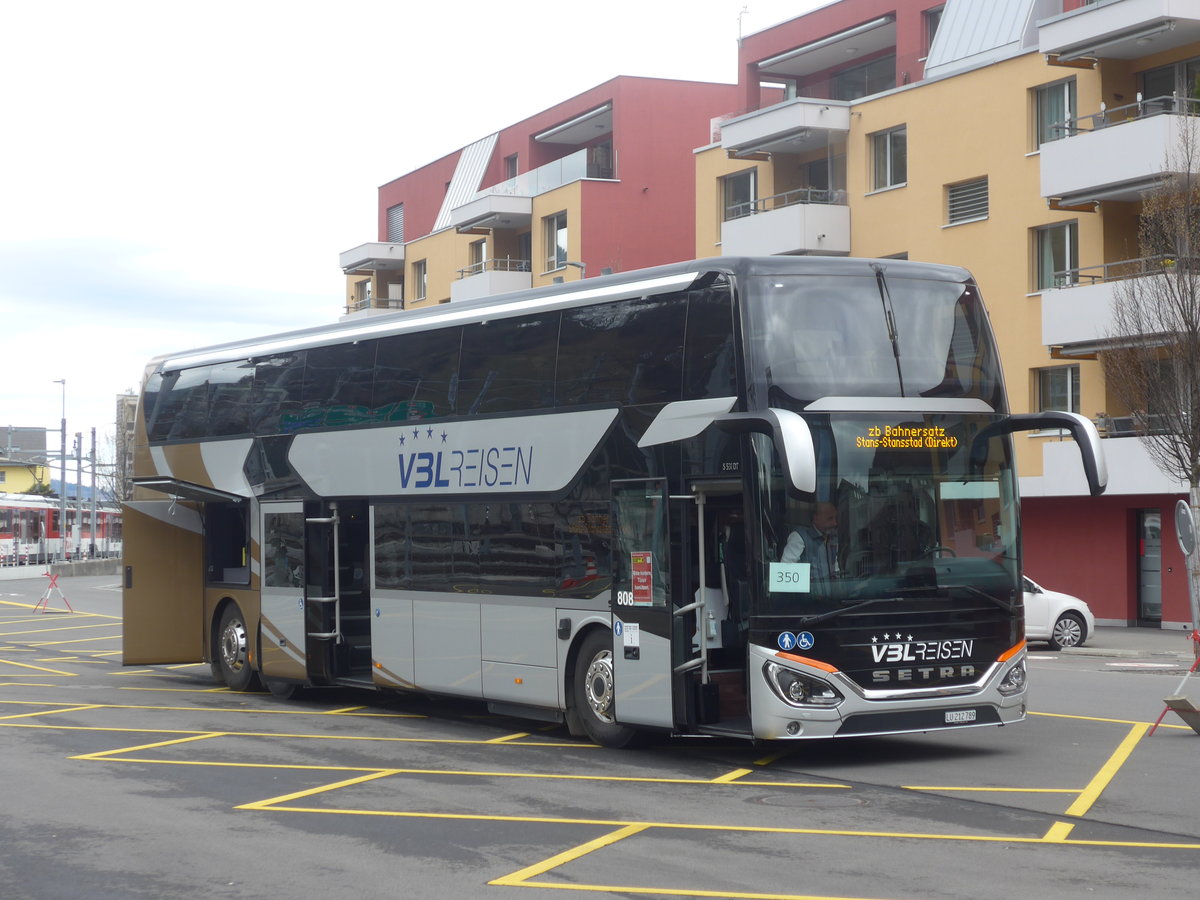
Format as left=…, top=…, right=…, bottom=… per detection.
left=216, top=603, right=260, bottom=692
left=573, top=629, right=640, bottom=749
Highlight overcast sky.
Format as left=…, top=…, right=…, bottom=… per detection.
left=0, top=0, right=821, bottom=458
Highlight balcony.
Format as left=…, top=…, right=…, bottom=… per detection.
left=339, top=242, right=404, bottom=274
left=1040, top=97, right=1200, bottom=205
left=1024, top=432, right=1183, bottom=498
left=451, top=147, right=615, bottom=232
left=1039, top=0, right=1200, bottom=63
left=450, top=258, right=532, bottom=302
left=720, top=98, right=850, bottom=157
left=1041, top=255, right=1187, bottom=352
left=721, top=188, right=850, bottom=256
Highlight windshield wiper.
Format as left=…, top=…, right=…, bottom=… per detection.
left=872, top=264, right=906, bottom=396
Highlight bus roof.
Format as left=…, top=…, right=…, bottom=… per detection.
left=156, top=256, right=973, bottom=374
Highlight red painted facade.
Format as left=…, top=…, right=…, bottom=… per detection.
left=737, top=0, right=945, bottom=113
left=1023, top=494, right=1191, bottom=627
left=377, top=76, right=740, bottom=274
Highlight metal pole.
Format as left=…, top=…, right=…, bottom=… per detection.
left=54, top=379, right=65, bottom=564
left=74, top=432, right=82, bottom=560
left=90, top=427, right=97, bottom=557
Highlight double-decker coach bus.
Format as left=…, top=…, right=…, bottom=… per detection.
left=123, top=256, right=1106, bottom=746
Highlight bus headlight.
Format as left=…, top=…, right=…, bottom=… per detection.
left=763, top=662, right=844, bottom=708
left=998, top=659, right=1026, bottom=696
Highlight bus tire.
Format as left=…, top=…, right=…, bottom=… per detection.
left=573, top=629, right=641, bottom=749
left=216, top=603, right=260, bottom=692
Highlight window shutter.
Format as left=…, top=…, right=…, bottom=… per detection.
left=948, top=178, right=988, bottom=224
left=387, top=204, right=405, bottom=243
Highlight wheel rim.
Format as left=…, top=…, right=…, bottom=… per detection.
left=583, top=648, right=616, bottom=724
left=221, top=615, right=248, bottom=673
left=1054, top=616, right=1082, bottom=648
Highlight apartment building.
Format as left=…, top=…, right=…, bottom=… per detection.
left=339, top=76, right=742, bottom=314
left=341, top=0, right=1200, bottom=629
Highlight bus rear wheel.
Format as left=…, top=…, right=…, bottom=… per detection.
left=217, top=603, right=260, bottom=692
left=573, top=629, right=640, bottom=749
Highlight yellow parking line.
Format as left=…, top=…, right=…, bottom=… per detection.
left=0, top=658, right=76, bottom=676
left=74, top=733, right=227, bottom=760
left=711, top=768, right=753, bottom=783
left=238, top=769, right=399, bottom=810
left=1065, top=723, right=1148, bottom=818
left=490, top=824, right=649, bottom=888
left=0, top=704, right=102, bottom=720
left=0, top=622, right=119, bottom=637
left=487, top=732, right=531, bottom=743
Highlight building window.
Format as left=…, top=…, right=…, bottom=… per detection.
left=1034, top=222, right=1078, bottom=290
left=353, top=279, right=372, bottom=310
left=872, top=126, right=907, bottom=191
left=386, top=203, right=404, bottom=243
left=468, top=238, right=487, bottom=275
left=924, top=7, right=944, bottom=57
left=412, top=260, right=427, bottom=301
left=722, top=169, right=757, bottom=221
left=946, top=177, right=988, bottom=225
left=544, top=212, right=567, bottom=272
left=832, top=54, right=896, bottom=101
left=504, top=154, right=518, bottom=179
left=1035, top=79, right=1076, bottom=146
left=1038, top=365, right=1080, bottom=414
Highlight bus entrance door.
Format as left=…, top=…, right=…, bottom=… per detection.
left=303, top=499, right=371, bottom=685
left=611, top=479, right=676, bottom=730
left=259, top=501, right=306, bottom=683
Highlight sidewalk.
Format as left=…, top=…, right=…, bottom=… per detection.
left=1064, top=625, right=1198, bottom=662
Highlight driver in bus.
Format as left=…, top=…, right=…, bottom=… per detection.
left=781, top=501, right=840, bottom=579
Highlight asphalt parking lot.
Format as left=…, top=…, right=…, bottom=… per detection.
left=2, top=571, right=1199, bottom=900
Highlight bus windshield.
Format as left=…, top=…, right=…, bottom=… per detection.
left=743, top=272, right=1005, bottom=410
left=750, top=411, right=1019, bottom=617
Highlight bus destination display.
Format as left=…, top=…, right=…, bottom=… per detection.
left=856, top=424, right=959, bottom=450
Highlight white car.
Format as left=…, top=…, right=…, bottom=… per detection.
left=1023, top=576, right=1095, bottom=650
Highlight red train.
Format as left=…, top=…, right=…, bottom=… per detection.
left=0, top=493, right=122, bottom=566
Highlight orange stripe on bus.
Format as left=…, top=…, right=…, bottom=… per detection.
left=775, top=652, right=840, bottom=673
left=998, top=640, right=1026, bottom=662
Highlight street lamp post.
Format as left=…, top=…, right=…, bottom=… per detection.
left=53, top=379, right=66, bottom=564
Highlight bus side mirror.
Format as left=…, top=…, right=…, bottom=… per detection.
left=970, top=411, right=1107, bottom=496
left=714, top=408, right=817, bottom=497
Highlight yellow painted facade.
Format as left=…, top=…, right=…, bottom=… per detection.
left=0, top=464, right=51, bottom=493
left=693, top=49, right=1161, bottom=479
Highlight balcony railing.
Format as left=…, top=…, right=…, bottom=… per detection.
left=1051, top=94, right=1200, bottom=138
left=725, top=187, right=848, bottom=221
left=476, top=148, right=615, bottom=201
left=456, top=257, right=532, bottom=279
left=1052, top=254, right=1199, bottom=288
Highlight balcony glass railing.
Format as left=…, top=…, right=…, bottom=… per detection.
left=1050, top=94, right=1200, bottom=138
left=476, top=148, right=614, bottom=200
left=1052, top=254, right=1199, bottom=288
left=456, top=257, right=532, bottom=279
left=725, top=186, right=847, bottom=221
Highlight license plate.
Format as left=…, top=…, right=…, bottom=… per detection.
left=945, top=709, right=977, bottom=724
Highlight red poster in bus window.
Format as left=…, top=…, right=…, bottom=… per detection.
left=631, top=551, right=654, bottom=606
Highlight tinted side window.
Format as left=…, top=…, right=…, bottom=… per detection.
left=557, top=294, right=686, bottom=406
left=300, top=342, right=377, bottom=428
left=683, top=286, right=737, bottom=400
left=374, top=328, right=461, bottom=421
left=208, top=360, right=256, bottom=437
left=149, top=366, right=212, bottom=441
left=459, top=314, right=559, bottom=415
left=249, top=353, right=306, bottom=435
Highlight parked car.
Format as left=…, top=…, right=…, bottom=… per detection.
left=1023, top=576, right=1095, bottom=650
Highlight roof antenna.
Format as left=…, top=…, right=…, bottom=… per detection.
left=738, top=6, right=750, bottom=45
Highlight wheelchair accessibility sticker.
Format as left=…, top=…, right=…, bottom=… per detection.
left=777, top=631, right=815, bottom=652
